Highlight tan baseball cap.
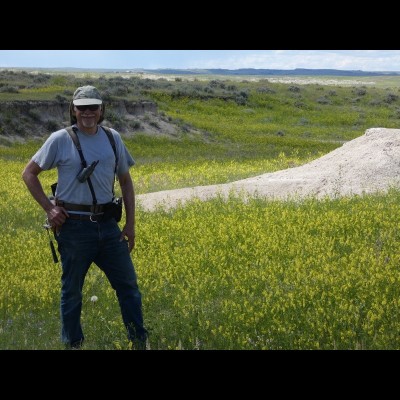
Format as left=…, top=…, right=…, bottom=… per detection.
left=72, top=85, right=103, bottom=105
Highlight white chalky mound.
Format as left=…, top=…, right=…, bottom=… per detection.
left=136, top=128, right=400, bottom=211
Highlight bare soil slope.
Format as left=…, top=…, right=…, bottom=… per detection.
left=136, top=128, right=400, bottom=211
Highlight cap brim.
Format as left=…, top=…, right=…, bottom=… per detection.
left=73, top=99, right=102, bottom=105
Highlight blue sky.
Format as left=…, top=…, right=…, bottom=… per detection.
left=1, top=50, right=400, bottom=71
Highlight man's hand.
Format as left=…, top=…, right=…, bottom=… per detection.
left=118, top=171, right=136, bottom=253
left=120, top=225, right=135, bottom=252
left=47, top=206, right=69, bottom=229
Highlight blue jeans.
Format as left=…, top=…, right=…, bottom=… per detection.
left=55, top=217, right=147, bottom=347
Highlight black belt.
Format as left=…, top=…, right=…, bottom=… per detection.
left=68, top=213, right=105, bottom=222
left=56, top=201, right=109, bottom=213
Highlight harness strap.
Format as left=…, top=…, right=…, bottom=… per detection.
left=101, top=125, right=118, bottom=198
left=66, top=126, right=97, bottom=205
left=64, top=125, right=119, bottom=205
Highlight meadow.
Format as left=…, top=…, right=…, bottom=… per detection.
left=2, top=71, right=400, bottom=349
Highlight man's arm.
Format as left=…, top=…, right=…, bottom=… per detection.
left=118, top=170, right=135, bottom=252
left=22, top=160, right=68, bottom=228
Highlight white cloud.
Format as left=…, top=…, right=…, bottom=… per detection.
left=2, top=50, right=400, bottom=71
left=186, top=50, right=400, bottom=71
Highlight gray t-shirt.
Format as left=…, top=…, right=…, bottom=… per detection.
left=32, top=125, right=135, bottom=205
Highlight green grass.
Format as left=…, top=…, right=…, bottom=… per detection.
left=2, top=187, right=400, bottom=349
left=2, top=71, right=400, bottom=349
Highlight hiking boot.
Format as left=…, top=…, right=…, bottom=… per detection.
left=66, top=339, right=84, bottom=350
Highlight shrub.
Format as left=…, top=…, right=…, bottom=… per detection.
left=0, top=86, right=19, bottom=93
left=288, top=86, right=300, bottom=92
left=129, top=120, right=141, bottom=130
left=45, top=120, right=59, bottom=132
left=384, top=93, right=399, bottom=104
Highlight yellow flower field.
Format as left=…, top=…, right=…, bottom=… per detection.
left=2, top=156, right=400, bottom=349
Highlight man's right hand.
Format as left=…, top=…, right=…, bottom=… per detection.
left=47, top=206, right=69, bottom=229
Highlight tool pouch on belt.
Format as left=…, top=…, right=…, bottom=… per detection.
left=104, top=197, right=123, bottom=222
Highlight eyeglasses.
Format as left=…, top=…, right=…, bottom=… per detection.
left=75, top=104, right=101, bottom=112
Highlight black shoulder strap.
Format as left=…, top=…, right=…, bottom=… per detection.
left=65, top=125, right=119, bottom=202
left=100, top=125, right=118, bottom=177
left=66, top=126, right=97, bottom=205
left=101, top=126, right=116, bottom=156
left=100, top=126, right=118, bottom=198
left=65, top=126, right=85, bottom=166
left=66, top=125, right=118, bottom=168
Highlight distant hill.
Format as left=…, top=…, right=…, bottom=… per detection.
left=4, top=67, right=400, bottom=77
left=142, top=68, right=400, bottom=77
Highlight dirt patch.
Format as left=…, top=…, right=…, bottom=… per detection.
left=136, top=128, right=400, bottom=211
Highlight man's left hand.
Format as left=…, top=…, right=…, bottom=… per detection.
left=120, top=225, right=135, bottom=252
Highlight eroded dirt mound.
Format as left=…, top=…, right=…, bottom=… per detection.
left=0, top=100, right=202, bottom=141
left=136, top=128, right=400, bottom=211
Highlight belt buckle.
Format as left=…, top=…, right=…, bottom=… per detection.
left=90, top=213, right=103, bottom=222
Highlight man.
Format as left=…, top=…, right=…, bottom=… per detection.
left=22, top=85, right=148, bottom=349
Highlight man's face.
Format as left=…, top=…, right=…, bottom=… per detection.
left=73, top=104, right=102, bottom=130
